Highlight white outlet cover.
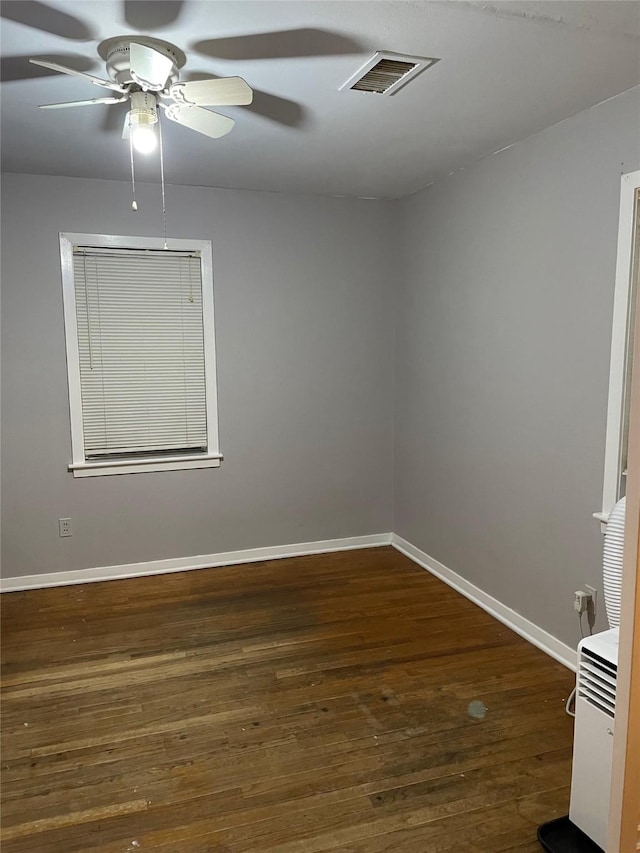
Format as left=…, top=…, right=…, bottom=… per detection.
left=58, top=517, right=72, bottom=537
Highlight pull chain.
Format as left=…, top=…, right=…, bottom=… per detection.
left=158, top=116, right=168, bottom=249
left=128, top=116, right=138, bottom=212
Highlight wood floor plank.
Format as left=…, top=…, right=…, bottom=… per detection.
left=1, top=547, right=575, bottom=851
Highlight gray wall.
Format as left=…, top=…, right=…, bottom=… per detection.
left=2, top=86, right=638, bottom=652
left=1, top=174, right=394, bottom=577
left=394, top=86, right=640, bottom=647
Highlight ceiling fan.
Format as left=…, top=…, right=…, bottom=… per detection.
left=30, top=36, right=253, bottom=152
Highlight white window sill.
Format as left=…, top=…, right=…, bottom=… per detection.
left=69, top=454, right=223, bottom=477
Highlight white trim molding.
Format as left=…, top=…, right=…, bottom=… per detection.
left=0, top=534, right=393, bottom=593
left=59, top=232, right=221, bottom=478
left=69, top=454, right=223, bottom=477
left=598, top=170, right=640, bottom=530
left=392, top=534, right=577, bottom=672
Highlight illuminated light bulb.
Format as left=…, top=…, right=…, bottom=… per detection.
left=132, top=125, right=157, bottom=154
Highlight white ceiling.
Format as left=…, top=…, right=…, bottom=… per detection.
left=1, top=0, right=639, bottom=198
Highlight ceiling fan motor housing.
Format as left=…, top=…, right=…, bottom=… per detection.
left=128, top=91, right=158, bottom=130
left=99, top=36, right=185, bottom=89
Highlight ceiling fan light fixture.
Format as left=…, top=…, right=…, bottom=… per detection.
left=128, top=91, right=158, bottom=154
left=31, top=38, right=254, bottom=153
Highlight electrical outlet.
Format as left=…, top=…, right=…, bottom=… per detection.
left=58, top=517, right=72, bottom=537
left=574, top=590, right=592, bottom=614
left=585, top=584, right=597, bottom=616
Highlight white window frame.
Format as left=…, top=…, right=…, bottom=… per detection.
left=596, top=170, right=640, bottom=527
left=60, top=232, right=222, bottom=477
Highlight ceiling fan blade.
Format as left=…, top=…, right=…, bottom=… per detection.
left=39, top=96, right=128, bottom=110
left=101, top=102, right=127, bottom=134
left=164, top=104, right=234, bottom=139
left=2, top=53, right=95, bottom=83
left=169, top=77, right=253, bottom=107
left=29, top=59, right=126, bottom=92
left=129, top=42, right=173, bottom=91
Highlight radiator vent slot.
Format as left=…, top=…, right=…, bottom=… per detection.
left=340, top=51, right=439, bottom=96
left=578, top=646, right=617, bottom=718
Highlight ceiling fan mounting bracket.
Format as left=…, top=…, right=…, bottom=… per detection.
left=98, top=36, right=186, bottom=89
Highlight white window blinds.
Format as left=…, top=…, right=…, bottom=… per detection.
left=72, top=247, right=208, bottom=459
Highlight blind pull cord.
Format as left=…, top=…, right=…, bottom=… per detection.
left=83, top=252, right=93, bottom=369
left=188, top=252, right=194, bottom=303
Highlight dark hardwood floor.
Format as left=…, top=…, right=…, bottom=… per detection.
left=1, top=547, right=575, bottom=852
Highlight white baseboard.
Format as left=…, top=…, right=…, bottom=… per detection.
left=392, top=534, right=577, bottom=672
left=0, top=533, right=393, bottom=593
left=0, top=531, right=577, bottom=673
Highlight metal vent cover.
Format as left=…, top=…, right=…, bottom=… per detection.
left=578, top=646, right=617, bottom=718
left=340, top=51, right=438, bottom=96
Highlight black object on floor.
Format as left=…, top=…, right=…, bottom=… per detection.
left=537, top=816, right=604, bottom=852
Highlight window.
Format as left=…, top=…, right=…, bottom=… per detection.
left=597, top=171, right=640, bottom=525
left=60, top=233, right=221, bottom=477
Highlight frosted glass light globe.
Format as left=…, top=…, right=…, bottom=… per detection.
left=132, top=126, right=157, bottom=154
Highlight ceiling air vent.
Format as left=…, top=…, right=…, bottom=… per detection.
left=340, top=51, right=438, bottom=96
